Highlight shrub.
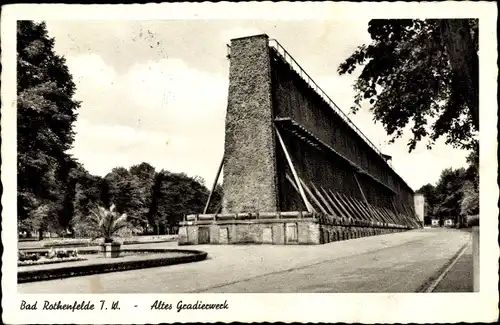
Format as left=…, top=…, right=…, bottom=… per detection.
left=18, top=252, right=40, bottom=262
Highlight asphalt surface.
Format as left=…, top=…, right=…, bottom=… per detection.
left=433, top=244, right=473, bottom=292
left=18, top=228, right=472, bottom=293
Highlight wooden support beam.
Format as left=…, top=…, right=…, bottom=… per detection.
left=335, top=192, right=363, bottom=221
left=390, top=196, right=399, bottom=213
left=347, top=196, right=371, bottom=221
left=380, top=206, right=397, bottom=224
left=402, top=203, right=419, bottom=226
left=353, top=173, right=369, bottom=205
left=357, top=199, right=383, bottom=223
left=321, top=187, right=349, bottom=219
left=203, top=156, right=224, bottom=214
left=391, top=198, right=413, bottom=226
left=215, top=202, right=222, bottom=214
left=350, top=197, right=375, bottom=221
left=299, top=178, right=328, bottom=214
left=385, top=207, right=402, bottom=225
left=389, top=197, right=405, bottom=224
left=332, top=192, right=358, bottom=220
left=275, top=126, right=314, bottom=213
left=310, top=182, right=336, bottom=215
left=369, top=204, right=390, bottom=223
left=401, top=202, right=411, bottom=217
left=401, top=211, right=415, bottom=227
left=285, top=174, right=317, bottom=214
left=327, top=189, right=354, bottom=220
left=399, top=213, right=413, bottom=227
left=340, top=194, right=368, bottom=221
left=285, top=173, right=300, bottom=193
left=274, top=117, right=398, bottom=194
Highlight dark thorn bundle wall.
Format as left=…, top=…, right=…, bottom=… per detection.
left=269, top=48, right=414, bottom=214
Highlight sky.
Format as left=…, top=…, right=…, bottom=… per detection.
left=44, top=19, right=470, bottom=191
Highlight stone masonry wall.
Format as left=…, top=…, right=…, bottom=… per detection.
left=222, top=34, right=279, bottom=213
left=178, top=212, right=410, bottom=245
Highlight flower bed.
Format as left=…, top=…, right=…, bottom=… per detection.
left=18, top=249, right=208, bottom=283
left=18, top=248, right=87, bottom=267
left=18, top=256, right=87, bottom=267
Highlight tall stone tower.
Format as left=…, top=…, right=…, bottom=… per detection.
left=222, top=34, right=279, bottom=213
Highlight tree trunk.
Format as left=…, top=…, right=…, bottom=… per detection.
left=441, top=19, right=479, bottom=130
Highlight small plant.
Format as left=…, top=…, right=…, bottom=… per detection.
left=18, top=251, right=40, bottom=262
left=56, top=249, right=70, bottom=259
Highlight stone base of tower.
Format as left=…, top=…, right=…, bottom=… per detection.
left=178, top=212, right=412, bottom=245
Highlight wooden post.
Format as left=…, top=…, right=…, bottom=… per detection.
left=390, top=197, right=405, bottom=224
left=321, top=187, right=348, bottom=219
left=350, top=197, right=374, bottom=221
left=370, top=204, right=390, bottom=223
left=357, top=199, right=383, bottom=223
left=381, top=206, right=398, bottom=224
left=353, top=172, right=369, bottom=205
left=203, top=157, right=224, bottom=214
left=285, top=173, right=300, bottom=192
left=299, top=178, right=328, bottom=214
left=285, top=174, right=317, bottom=214
left=327, top=189, right=354, bottom=221
left=275, top=126, right=314, bottom=213
left=337, top=193, right=365, bottom=221
left=310, top=182, right=336, bottom=215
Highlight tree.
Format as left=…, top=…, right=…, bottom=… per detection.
left=129, top=162, right=156, bottom=229
left=460, top=139, right=479, bottom=221
left=338, top=19, right=478, bottom=152
left=17, top=21, right=80, bottom=236
left=104, top=167, right=145, bottom=231
left=72, top=165, right=105, bottom=224
left=464, top=139, right=479, bottom=188
left=148, top=171, right=213, bottom=234
left=433, top=167, right=467, bottom=223
left=460, top=180, right=479, bottom=216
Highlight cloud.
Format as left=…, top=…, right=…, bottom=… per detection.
left=58, top=21, right=469, bottom=192
left=66, top=53, right=227, bottom=185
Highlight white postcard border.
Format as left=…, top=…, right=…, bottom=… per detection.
left=1, top=2, right=498, bottom=324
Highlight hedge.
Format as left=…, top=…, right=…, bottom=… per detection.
left=18, top=249, right=208, bottom=283
left=40, top=238, right=177, bottom=248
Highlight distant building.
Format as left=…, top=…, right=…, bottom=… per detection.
left=414, top=194, right=425, bottom=226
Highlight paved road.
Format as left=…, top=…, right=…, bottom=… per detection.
left=18, top=228, right=471, bottom=293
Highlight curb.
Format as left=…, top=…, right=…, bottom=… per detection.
left=416, top=241, right=471, bottom=293
left=18, top=249, right=207, bottom=283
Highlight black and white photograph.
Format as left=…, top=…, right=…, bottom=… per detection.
left=1, top=2, right=498, bottom=324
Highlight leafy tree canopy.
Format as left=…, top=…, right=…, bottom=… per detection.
left=338, top=19, right=478, bottom=152
left=17, top=21, right=80, bottom=234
